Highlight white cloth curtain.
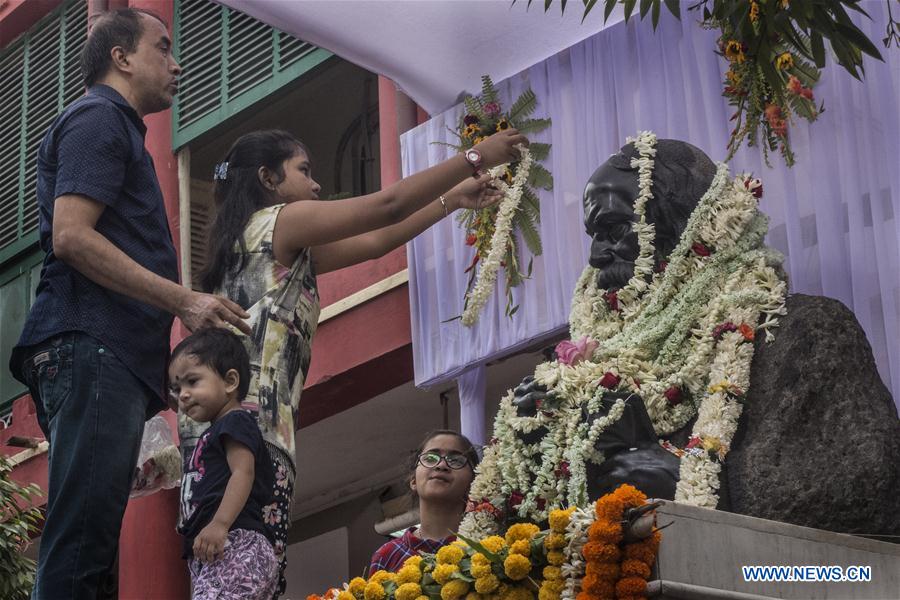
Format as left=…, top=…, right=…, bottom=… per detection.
left=404, top=4, right=900, bottom=409
left=456, top=366, right=487, bottom=449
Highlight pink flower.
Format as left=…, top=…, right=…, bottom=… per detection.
left=598, top=371, right=621, bottom=390
left=483, top=102, right=501, bottom=117
left=555, top=461, right=571, bottom=478
left=713, top=321, right=738, bottom=341
left=787, top=75, right=803, bottom=95
left=555, top=336, right=599, bottom=366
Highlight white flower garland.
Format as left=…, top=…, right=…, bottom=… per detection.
left=463, top=132, right=788, bottom=536
left=461, top=144, right=533, bottom=326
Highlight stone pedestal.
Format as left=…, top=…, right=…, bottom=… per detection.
left=649, top=501, right=900, bottom=599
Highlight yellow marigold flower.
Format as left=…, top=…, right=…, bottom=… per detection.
left=364, top=582, right=386, bottom=600
left=452, top=540, right=470, bottom=550
left=481, top=536, right=506, bottom=554
left=416, top=597, right=430, bottom=600
left=348, top=578, right=368, bottom=598
left=503, top=585, right=534, bottom=600
left=503, top=554, right=532, bottom=580
left=441, top=579, right=471, bottom=600
left=724, top=40, right=745, bottom=64
left=471, top=563, right=492, bottom=579
left=464, top=124, right=482, bottom=138
left=338, top=592, right=356, bottom=600
left=509, top=539, right=531, bottom=557
left=775, top=52, right=794, bottom=70
left=397, top=564, right=422, bottom=585
left=471, top=552, right=490, bottom=567
left=505, top=523, right=540, bottom=545
left=546, top=550, right=565, bottom=566
left=537, top=586, right=560, bottom=600
left=433, top=563, right=459, bottom=586
left=542, top=566, right=562, bottom=580
left=548, top=507, right=574, bottom=532
left=437, top=544, right=465, bottom=565
left=403, top=556, right=423, bottom=569
left=396, top=583, right=423, bottom=600
left=369, top=571, right=394, bottom=585
left=475, top=574, right=501, bottom=594
left=544, top=532, right=566, bottom=550
left=749, top=1, right=759, bottom=23
left=466, top=593, right=483, bottom=600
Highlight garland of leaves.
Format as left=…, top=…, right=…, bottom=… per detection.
left=522, top=0, right=893, bottom=166
left=442, top=75, right=553, bottom=320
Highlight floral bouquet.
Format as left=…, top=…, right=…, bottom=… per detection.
left=308, top=485, right=662, bottom=600
left=442, top=75, right=552, bottom=326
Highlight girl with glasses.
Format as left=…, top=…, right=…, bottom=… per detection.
left=369, top=430, right=479, bottom=573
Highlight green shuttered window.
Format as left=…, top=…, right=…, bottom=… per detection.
left=173, top=0, right=332, bottom=149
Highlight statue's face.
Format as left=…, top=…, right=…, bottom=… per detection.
left=583, top=158, right=641, bottom=291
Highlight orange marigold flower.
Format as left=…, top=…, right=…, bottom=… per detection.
left=616, top=577, right=647, bottom=597
left=582, top=541, right=620, bottom=563
left=594, top=496, right=625, bottom=522
left=623, top=544, right=657, bottom=565
left=621, top=558, right=651, bottom=579
left=587, top=520, right=622, bottom=544
left=613, top=484, right=647, bottom=509
left=575, top=593, right=593, bottom=600
left=739, top=323, right=755, bottom=341
left=585, top=561, right=620, bottom=581
left=580, top=574, right=601, bottom=593
left=594, top=583, right=616, bottom=599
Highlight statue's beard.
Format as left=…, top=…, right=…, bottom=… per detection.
left=594, top=260, right=635, bottom=291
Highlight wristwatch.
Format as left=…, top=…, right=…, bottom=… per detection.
left=464, top=148, right=483, bottom=178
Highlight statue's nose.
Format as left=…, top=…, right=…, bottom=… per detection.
left=590, top=240, right=615, bottom=268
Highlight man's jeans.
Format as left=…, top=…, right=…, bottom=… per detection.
left=21, top=332, right=152, bottom=600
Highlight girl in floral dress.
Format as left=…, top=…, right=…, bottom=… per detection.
left=369, top=430, right=479, bottom=573
left=179, top=128, right=527, bottom=596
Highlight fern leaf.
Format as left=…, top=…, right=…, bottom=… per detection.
left=515, top=210, right=543, bottom=256
left=519, top=187, right=542, bottom=221
left=464, top=96, right=486, bottom=121
left=507, top=89, right=538, bottom=122
left=515, top=118, right=552, bottom=134
left=527, top=142, right=552, bottom=162
left=527, top=163, right=554, bottom=191
left=480, top=75, right=499, bottom=104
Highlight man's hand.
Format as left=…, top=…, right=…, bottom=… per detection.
left=193, top=521, right=229, bottom=564
left=178, top=291, right=251, bottom=335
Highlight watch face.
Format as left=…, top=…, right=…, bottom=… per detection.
left=466, top=149, right=481, bottom=163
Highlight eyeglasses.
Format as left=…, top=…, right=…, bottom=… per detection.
left=418, top=451, right=469, bottom=470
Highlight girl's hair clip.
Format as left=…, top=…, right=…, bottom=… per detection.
left=213, top=161, right=229, bottom=181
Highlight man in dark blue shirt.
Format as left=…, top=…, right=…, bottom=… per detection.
left=9, top=8, right=249, bottom=599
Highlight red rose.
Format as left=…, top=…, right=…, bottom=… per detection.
left=536, top=497, right=546, bottom=511
left=604, top=290, right=619, bottom=311
left=686, top=436, right=701, bottom=449
left=691, top=242, right=711, bottom=257
left=664, top=386, right=683, bottom=406
left=555, top=461, right=571, bottom=478
left=465, top=233, right=477, bottom=246
left=655, top=260, right=668, bottom=274
left=509, top=491, right=525, bottom=508
left=713, top=321, right=738, bottom=341
left=598, top=372, right=621, bottom=389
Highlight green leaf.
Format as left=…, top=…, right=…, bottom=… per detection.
left=480, top=75, right=499, bottom=105
left=515, top=118, right=552, bottom=134
left=453, top=530, right=502, bottom=562
left=516, top=210, right=543, bottom=256
left=651, top=0, right=661, bottom=29
left=663, top=0, right=681, bottom=20
left=834, top=22, right=883, bottom=60
left=507, top=89, right=538, bottom=122
left=623, top=0, right=638, bottom=22
left=526, top=142, right=551, bottom=161
left=639, top=0, right=653, bottom=20
left=527, top=163, right=554, bottom=190
left=810, top=31, right=826, bottom=67
left=602, top=0, right=617, bottom=23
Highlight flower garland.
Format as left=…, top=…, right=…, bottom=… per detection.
left=581, top=485, right=660, bottom=600
left=315, top=485, right=662, bottom=600
left=462, top=145, right=533, bottom=326
left=448, top=75, right=553, bottom=325
left=461, top=131, right=788, bottom=535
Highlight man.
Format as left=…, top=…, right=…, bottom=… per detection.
left=9, top=9, right=249, bottom=598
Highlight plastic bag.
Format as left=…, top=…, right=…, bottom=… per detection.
left=130, top=414, right=182, bottom=498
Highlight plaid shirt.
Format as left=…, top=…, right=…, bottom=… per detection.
left=368, top=528, right=455, bottom=574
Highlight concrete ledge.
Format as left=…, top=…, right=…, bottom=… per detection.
left=653, top=501, right=900, bottom=599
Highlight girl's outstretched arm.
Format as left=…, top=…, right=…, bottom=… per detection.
left=192, top=437, right=255, bottom=563
left=272, top=129, right=527, bottom=267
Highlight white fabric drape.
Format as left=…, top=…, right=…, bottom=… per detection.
left=404, top=5, right=899, bottom=409
left=456, top=366, right=487, bottom=449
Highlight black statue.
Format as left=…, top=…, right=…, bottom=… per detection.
left=512, top=139, right=900, bottom=536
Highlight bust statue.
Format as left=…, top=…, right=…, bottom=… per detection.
left=462, top=133, right=900, bottom=539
